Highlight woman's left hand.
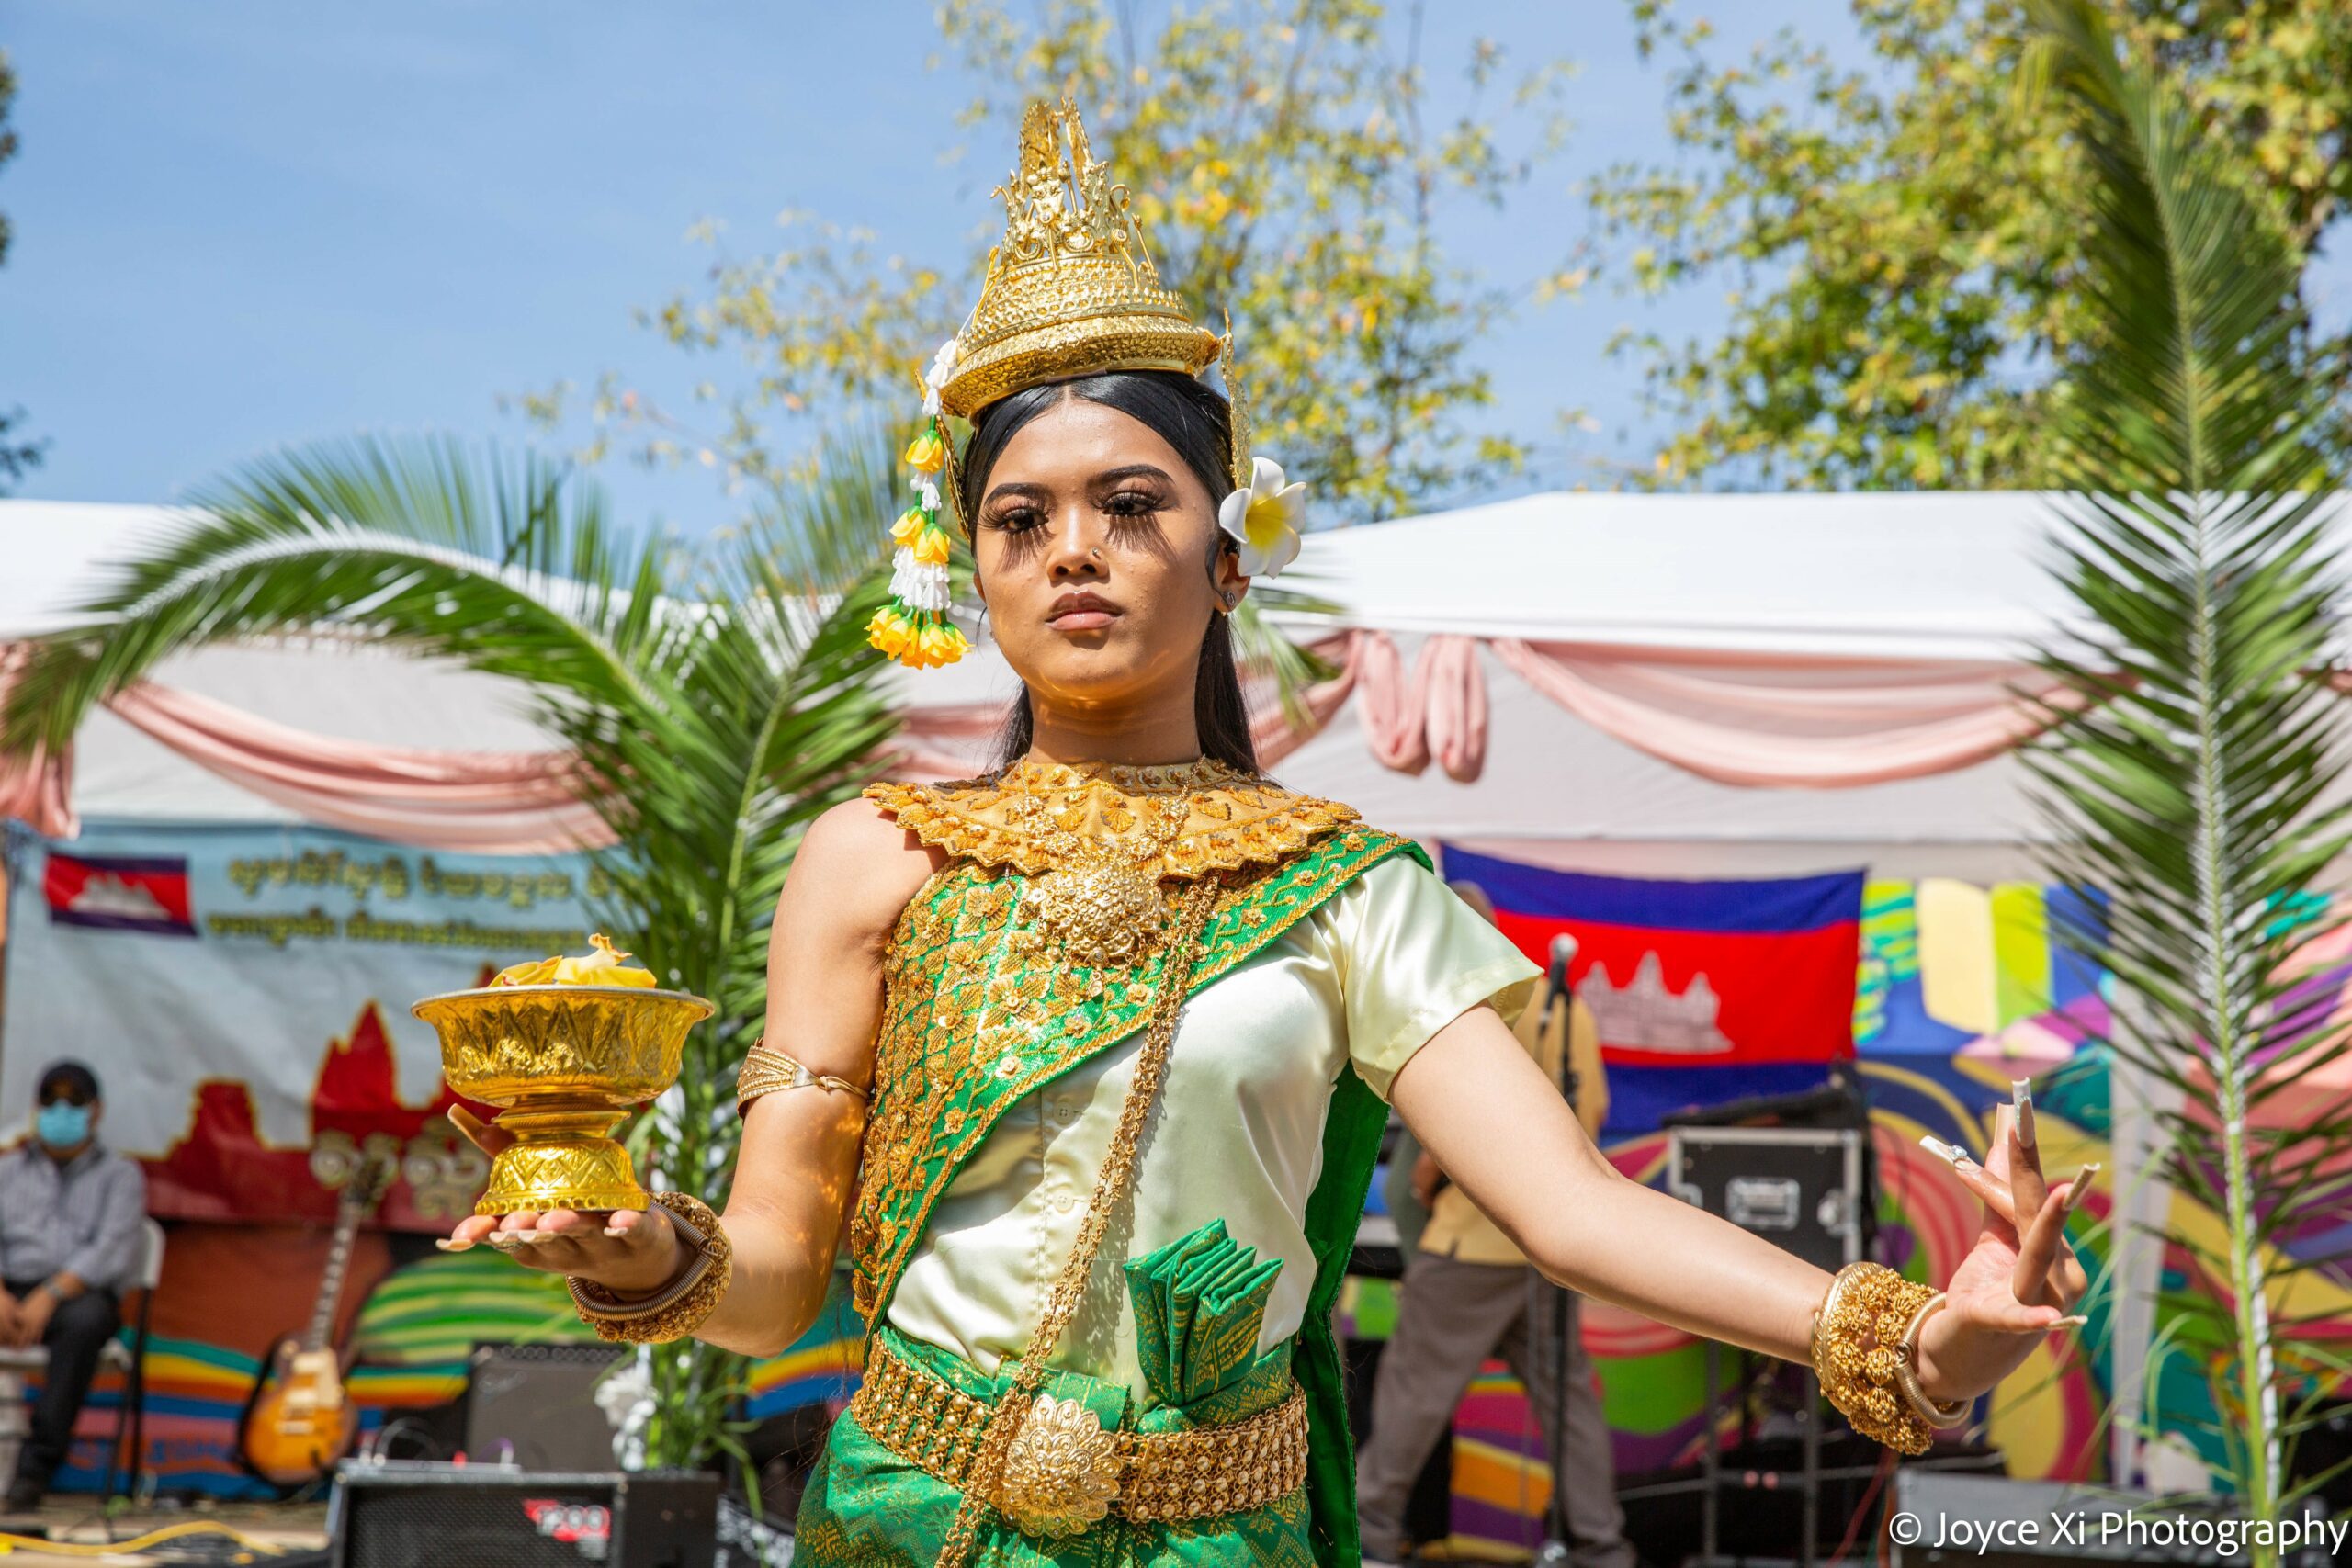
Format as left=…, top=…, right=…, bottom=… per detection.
left=1910, top=1095, right=2094, bottom=1403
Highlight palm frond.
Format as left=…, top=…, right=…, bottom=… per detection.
left=2024, top=0, right=2352, bottom=1527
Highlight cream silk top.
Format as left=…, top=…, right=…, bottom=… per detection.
left=887, top=854, right=1541, bottom=1400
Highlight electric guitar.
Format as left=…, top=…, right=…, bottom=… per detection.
left=238, top=1151, right=394, bottom=1487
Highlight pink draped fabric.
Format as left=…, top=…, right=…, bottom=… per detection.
left=105, top=683, right=616, bottom=852
left=1248, top=633, right=1364, bottom=767
left=0, top=645, right=75, bottom=839
left=1, top=626, right=2087, bottom=854
left=1350, top=631, right=1490, bottom=781
left=0, top=641, right=615, bottom=853
left=1489, top=639, right=2065, bottom=788
left=1235, top=629, right=2061, bottom=790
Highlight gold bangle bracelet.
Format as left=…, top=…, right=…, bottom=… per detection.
left=567, top=1249, right=712, bottom=1322
left=736, top=1043, right=870, bottom=1117
left=570, top=1191, right=733, bottom=1345
left=1894, top=1292, right=1970, bottom=1429
left=1811, top=1261, right=1943, bottom=1455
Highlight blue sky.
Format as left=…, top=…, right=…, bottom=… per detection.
left=2, top=2, right=1866, bottom=533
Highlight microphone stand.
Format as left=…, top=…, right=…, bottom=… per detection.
left=1534, top=942, right=1581, bottom=1568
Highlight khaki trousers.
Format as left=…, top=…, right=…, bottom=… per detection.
left=1354, top=1251, right=1634, bottom=1568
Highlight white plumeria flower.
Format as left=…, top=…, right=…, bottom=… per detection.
left=1217, top=456, right=1306, bottom=579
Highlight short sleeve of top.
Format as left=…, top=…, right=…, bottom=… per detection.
left=1316, top=853, right=1543, bottom=1100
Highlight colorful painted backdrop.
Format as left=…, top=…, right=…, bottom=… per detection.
left=1363, top=872, right=2126, bottom=1557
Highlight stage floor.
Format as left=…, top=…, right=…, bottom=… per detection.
left=0, top=1499, right=330, bottom=1563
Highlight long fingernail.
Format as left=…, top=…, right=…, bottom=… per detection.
left=603, top=1225, right=630, bottom=1238
left=2012, top=1079, right=2038, bottom=1149
left=2050, top=1315, right=2088, bottom=1329
left=435, top=1239, right=476, bottom=1253
left=2064, top=1163, right=2101, bottom=1212
left=1920, top=1135, right=1966, bottom=1166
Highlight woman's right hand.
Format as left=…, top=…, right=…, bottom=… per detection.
left=437, top=1105, right=688, bottom=1300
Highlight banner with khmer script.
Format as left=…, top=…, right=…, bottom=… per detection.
left=0, top=820, right=607, bottom=1229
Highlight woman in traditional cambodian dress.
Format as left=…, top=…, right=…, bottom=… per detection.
left=447, top=102, right=2089, bottom=1568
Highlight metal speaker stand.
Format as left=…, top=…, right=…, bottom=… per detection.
left=1668, top=1122, right=1870, bottom=1568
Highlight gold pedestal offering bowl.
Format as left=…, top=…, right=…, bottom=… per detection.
left=413, top=983, right=714, bottom=1216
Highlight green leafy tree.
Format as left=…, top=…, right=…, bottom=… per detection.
left=526, top=1, right=1579, bottom=523
left=2025, top=0, right=2352, bottom=1543
left=1590, top=0, right=2352, bottom=488
left=1, top=47, right=47, bottom=493
left=1, top=433, right=901, bottom=1472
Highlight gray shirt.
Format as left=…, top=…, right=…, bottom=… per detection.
left=0, top=1141, right=147, bottom=1292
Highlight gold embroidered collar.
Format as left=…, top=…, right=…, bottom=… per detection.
left=865, top=755, right=1359, bottom=882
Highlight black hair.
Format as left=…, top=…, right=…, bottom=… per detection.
left=960, top=370, right=1259, bottom=774
left=38, top=1058, right=101, bottom=1104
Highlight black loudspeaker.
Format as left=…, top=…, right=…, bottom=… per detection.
left=463, top=1341, right=629, bottom=1471
left=328, top=1461, right=720, bottom=1568
left=1889, top=1471, right=2341, bottom=1568
left=1668, top=1125, right=1866, bottom=1272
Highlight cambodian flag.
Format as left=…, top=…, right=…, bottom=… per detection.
left=1439, top=846, right=1864, bottom=1135
left=44, top=852, right=198, bottom=938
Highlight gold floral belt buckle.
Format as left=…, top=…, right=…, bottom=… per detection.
left=850, top=1335, right=1311, bottom=1532
left=998, top=1393, right=1120, bottom=1537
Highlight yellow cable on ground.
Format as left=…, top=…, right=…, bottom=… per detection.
left=0, top=1518, right=292, bottom=1557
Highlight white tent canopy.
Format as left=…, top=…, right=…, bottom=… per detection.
left=3, top=492, right=2102, bottom=876
left=1276, top=490, right=2085, bottom=660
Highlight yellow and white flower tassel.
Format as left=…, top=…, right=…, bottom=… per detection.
left=867, top=341, right=970, bottom=669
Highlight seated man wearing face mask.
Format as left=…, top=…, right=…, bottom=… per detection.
left=1, top=1060, right=147, bottom=1511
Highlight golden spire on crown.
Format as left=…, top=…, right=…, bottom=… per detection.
left=935, top=99, right=1223, bottom=420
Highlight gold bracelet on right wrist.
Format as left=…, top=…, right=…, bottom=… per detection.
left=1811, top=1261, right=1962, bottom=1455
left=570, top=1191, right=733, bottom=1345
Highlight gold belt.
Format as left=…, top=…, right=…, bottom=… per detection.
left=850, top=1335, right=1310, bottom=1536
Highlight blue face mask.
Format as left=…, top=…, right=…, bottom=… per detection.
left=37, top=1101, right=92, bottom=1150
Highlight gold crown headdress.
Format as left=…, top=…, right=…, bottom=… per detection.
left=868, top=98, right=1289, bottom=670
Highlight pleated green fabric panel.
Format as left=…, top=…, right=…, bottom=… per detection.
left=1124, top=1219, right=1285, bottom=1413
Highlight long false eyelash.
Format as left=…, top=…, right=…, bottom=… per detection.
left=980, top=489, right=1167, bottom=534
left=979, top=504, right=1047, bottom=534
left=1102, top=487, right=1168, bottom=514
